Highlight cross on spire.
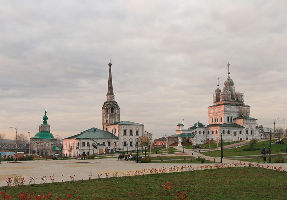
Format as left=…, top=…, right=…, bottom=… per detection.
left=227, top=62, right=231, bottom=77
left=217, top=77, right=220, bottom=87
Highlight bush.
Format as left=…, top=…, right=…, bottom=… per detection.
left=195, top=156, right=205, bottom=163
left=274, top=156, right=285, bottom=163
left=141, top=156, right=151, bottom=163
left=243, top=139, right=259, bottom=151
left=87, top=155, right=96, bottom=159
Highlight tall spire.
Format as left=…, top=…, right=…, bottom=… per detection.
left=227, top=62, right=231, bottom=78
left=107, top=60, right=115, bottom=101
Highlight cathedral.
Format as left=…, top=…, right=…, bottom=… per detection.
left=62, top=61, right=145, bottom=157
left=175, top=63, right=262, bottom=145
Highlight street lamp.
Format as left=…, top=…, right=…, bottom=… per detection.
left=9, top=127, right=18, bottom=154
left=28, top=131, right=31, bottom=155
left=136, top=138, right=139, bottom=163
left=220, top=130, right=223, bottom=163
left=269, top=129, right=272, bottom=163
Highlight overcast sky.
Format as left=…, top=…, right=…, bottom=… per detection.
left=0, top=0, right=286, bottom=139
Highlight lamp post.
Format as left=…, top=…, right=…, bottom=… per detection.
left=220, top=130, right=223, bottom=163
left=9, top=127, right=18, bottom=154
left=28, top=131, right=31, bottom=155
left=136, top=138, right=139, bottom=163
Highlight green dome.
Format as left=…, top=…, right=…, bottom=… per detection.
left=33, top=131, right=55, bottom=140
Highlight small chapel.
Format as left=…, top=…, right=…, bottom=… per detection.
left=30, top=111, right=61, bottom=156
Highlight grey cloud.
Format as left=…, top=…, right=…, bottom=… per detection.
left=0, top=0, right=286, bottom=139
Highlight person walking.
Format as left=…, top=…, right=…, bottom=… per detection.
left=262, top=146, right=266, bottom=163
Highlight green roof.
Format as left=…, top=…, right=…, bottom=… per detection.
left=209, top=103, right=250, bottom=108
left=207, top=123, right=244, bottom=128
left=179, top=133, right=195, bottom=138
left=188, top=122, right=205, bottom=130
left=234, top=116, right=257, bottom=120
left=52, top=146, right=61, bottom=151
left=32, top=131, right=55, bottom=140
left=109, top=121, right=143, bottom=126
left=168, top=133, right=195, bottom=138
left=65, top=128, right=118, bottom=140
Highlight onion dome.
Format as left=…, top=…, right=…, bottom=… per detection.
left=224, top=77, right=234, bottom=87
left=43, top=111, right=48, bottom=125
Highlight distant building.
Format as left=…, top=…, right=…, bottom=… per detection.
left=62, top=128, right=118, bottom=157
left=30, top=111, right=61, bottom=156
left=175, top=63, right=261, bottom=145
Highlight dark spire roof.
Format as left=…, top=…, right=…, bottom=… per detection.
left=107, top=60, right=114, bottom=99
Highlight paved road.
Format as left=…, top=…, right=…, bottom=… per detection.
left=0, top=158, right=216, bottom=187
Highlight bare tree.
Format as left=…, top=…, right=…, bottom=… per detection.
left=17, top=133, right=28, bottom=144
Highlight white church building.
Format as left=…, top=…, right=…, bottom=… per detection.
left=176, top=63, right=262, bottom=145
left=63, top=61, right=145, bottom=156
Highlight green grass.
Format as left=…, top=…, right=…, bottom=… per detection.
left=150, top=156, right=212, bottom=163
left=1, top=167, right=287, bottom=199
left=198, top=141, right=242, bottom=149
left=203, top=140, right=287, bottom=157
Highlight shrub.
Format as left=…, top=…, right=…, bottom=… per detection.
left=87, top=155, right=96, bottom=159
left=243, top=139, right=259, bottom=151
left=274, top=156, right=285, bottom=163
left=141, top=156, right=151, bottom=163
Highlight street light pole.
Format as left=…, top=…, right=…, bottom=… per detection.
left=9, top=127, right=18, bottom=154
left=220, top=131, right=223, bottom=163
left=136, top=139, right=139, bottom=163
left=28, top=131, right=31, bottom=155
left=269, top=130, right=272, bottom=163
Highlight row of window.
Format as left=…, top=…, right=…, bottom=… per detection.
left=196, top=129, right=254, bottom=135
left=211, top=116, right=234, bottom=123
left=80, top=141, right=114, bottom=147
left=123, top=129, right=139, bottom=136
left=123, top=141, right=139, bottom=147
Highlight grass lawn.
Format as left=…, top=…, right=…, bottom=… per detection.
left=203, top=140, right=287, bottom=157
left=1, top=167, right=287, bottom=199
left=199, top=141, right=242, bottom=149
left=150, top=156, right=212, bottom=163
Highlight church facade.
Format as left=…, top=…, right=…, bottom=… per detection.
left=30, top=111, right=61, bottom=156
left=176, top=63, right=261, bottom=145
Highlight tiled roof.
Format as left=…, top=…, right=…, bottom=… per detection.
left=234, top=116, right=257, bottom=120
left=32, top=131, right=55, bottom=140
left=188, top=121, right=205, bottom=130
left=65, top=128, right=118, bottom=140
left=109, top=121, right=143, bottom=126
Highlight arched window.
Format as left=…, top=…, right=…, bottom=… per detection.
left=223, top=130, right=225, bottom=134
left=227, top=117, right=229, bottom=122
left=216, top=130, right=218, bottom=135
left=199, top=131, right=201, bottom=134
left=220, top=117, right=222, bottom=122
left=111, top=107, right=114, bottom=113
left=212, top=118, right=213, bottom=123
left=227, top=130, right=230, bottom=134
left=203, top=131, right=205, bottom=134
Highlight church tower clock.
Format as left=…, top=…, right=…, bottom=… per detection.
left=102, top=61, right=120, bottom=130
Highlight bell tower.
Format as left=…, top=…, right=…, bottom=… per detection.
left=102, top=61, right=120, bottom=131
